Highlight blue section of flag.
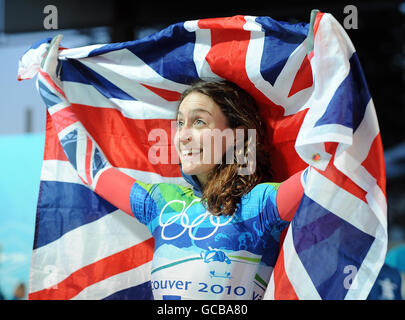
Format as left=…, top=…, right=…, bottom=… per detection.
left=87, top=22, right=199, bottom=85
left=314, top=53, right=371, bottom=131
left=256, top=17, right=309, bottom=86
left=21, top=37, right=52, bottom=56
left=292, top=195, right=375, bottom=299
left=102, top=281, right=154, bottom=300
left=127, top=22, right=199, bottom=85
left=38, top=79, right=62, bottom=108
left=34, top=181, right=117, bottom=249
left=60, top=129, right=78, bottom=170
left=30, top=37, right=52, bottom=50
left=60, top=59, right=135, bottom=100
left=92, top=147, right=108, bottom=178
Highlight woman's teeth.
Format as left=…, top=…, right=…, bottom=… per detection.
left=182, top=149, right=201, bottom=156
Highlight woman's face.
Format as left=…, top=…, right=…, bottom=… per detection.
left=174, top=91, right=232, bottom=185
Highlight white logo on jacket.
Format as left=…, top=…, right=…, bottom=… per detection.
left=159, top=199, right=234, bottom=240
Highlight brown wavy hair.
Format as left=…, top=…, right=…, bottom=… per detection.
left=179, top=79, right=272, bottom=216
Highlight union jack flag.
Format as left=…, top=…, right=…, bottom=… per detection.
left=18, top=9, right=387, bottom=299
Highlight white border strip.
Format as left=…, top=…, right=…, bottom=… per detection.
left=62, top=80, right=179, bottom=120
left=305, top=168, right=380, bottom=237
left=78, top=48, right=188, bottom=96
left=41, top=159, right=189, bottom=187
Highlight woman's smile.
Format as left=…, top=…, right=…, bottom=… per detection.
left=180, top=148, right=203, bottom=161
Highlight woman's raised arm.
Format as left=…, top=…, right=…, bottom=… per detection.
left=276, top=169, right=305, bottom=222
left=39, top=35, right=136, bottom=216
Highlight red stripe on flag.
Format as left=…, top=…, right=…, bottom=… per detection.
left=141, top=83, right=181, bottom=102
left=361, top=133, right=386, bottom=197
left=268, top=109, right=309, bottom=181
left=70, top=103, right=181, bottom=177
left=288, top=55, right=313, bottom=97
left=198, top=15, right=248, bottom=30
left=85, top=136, right=93, bottom=185
left=38, top=69, right=67, bottom=100
left=28, top=237, right=154, bottom=300
left=201, top=15, right=307, bottom=182
left=315, top=142, right=368, bottom=202
left=200, top=16, right=258, bottom=92
left=44, top=111, right=68, bottom=161
left=40, top=69, right=79, bottom=160
left=52, top=106, right=79, bottom=134
left=312, top=12, right=324, bottom=38
left=273, top=246, right=299, bottom=300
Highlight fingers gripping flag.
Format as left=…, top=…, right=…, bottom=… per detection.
left=18, top=10, right=387, bottom=300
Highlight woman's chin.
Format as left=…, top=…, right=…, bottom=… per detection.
left=180, top=164, right=202, bottom=176
left=180, top=162, right=213, bottom=177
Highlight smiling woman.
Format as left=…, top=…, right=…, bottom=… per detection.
left=64, top=79, right=304, bottom=300
left=33, top=35, right=306, bottom=300
left=175, top=79, right=272, bottom=216
left=19, top=8, right=390, bottom=300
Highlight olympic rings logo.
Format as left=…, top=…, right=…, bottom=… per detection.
left=159, top=199, right=234, bottom=240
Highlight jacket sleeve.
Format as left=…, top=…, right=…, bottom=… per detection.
left=129, top=180, right=158, bottom=226
left=262, top=169, right=306, bottom=230
left=276, top=169, right=305, bottom=222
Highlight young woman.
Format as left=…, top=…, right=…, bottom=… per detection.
left=41, top=37, right=305, bottom=300
left=78, top=80, right=305, bottom=300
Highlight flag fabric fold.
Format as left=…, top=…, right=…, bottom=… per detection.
left=18, top=9, right=387, bottom=300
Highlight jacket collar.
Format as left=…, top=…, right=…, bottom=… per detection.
left=179, top=165, right=203, bottom=198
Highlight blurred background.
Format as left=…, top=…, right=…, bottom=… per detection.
left=0, top=0, right=405, bottom=300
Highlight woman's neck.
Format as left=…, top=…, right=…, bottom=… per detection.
left=196, top=173, right=209, bottom=188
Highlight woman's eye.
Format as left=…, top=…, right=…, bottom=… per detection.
left=176, top=120, right=184, bottom=128
left=194, top=119, right=206, bottom=126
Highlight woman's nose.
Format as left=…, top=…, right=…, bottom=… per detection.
left=178, top=128, right=193, bottom=143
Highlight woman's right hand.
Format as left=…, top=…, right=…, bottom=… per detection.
left=40, top=34, right=63, bottom=88
left=37, top=34, right=138, bottom=217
